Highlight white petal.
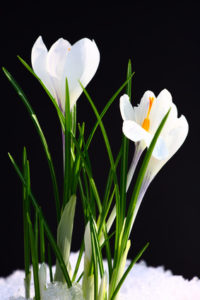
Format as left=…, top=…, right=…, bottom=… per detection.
left=123, top=120, right=151, bottom=145
left=120, top=94, right=135, bottom=121
left=150, top=89, right=173, bottom=133
left=157, top=89, right=172, bottom=103
left=46, top=38, right=71, bottom=78
left=163, top=115, right=189, bottom=158
left=134, top=90, right=155, bottom=125
left=60, top=38, right=100, bottom=110
left=31, top=36, right=54, bottom=96
left=148, top=115, right=189, bottom=180
left=152, top=136, right=168, bottom=160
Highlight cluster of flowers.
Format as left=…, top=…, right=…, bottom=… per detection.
left=32, top=36, right=188, bottom=223
left=6, top=36, right=188, bottom=300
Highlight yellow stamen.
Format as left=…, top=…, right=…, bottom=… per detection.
left=68, top=47, right=71, bottom=51
left=142, top=97, right=154, bottom=132
left=142, top=118, right=150, bottom=131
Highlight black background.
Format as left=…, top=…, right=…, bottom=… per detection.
left=1, top=1, right=199, bottom=280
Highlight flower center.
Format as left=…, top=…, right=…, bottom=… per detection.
left=142, top=97, right=154, bottom=131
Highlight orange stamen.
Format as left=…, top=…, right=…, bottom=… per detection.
left=142, top=97, right=154, bottom=131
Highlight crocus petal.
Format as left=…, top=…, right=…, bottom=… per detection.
left=152, top=136, right=169, bottom=160
left=150, top=89, right=173, bottom=133
left=148, top=115, right=189, bottom=180
left=120, top=94, right=135, bottom=121
left=123, top=120, right=151, bottom=144
left=46, top=38, right=71, bottom=79
left=61, top=38, right=100, bottom=110
left=31, top=36, right=55, bottom=96
left=134, top=90, right=156, bottom=125
left=46, top=38, right=72, bottom=110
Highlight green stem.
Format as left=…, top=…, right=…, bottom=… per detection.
left=27, top=213, right=40, bottom=300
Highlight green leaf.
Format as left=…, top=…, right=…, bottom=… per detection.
left=123, top=109, right=171, bottom=248
left=8, top=153, right=72, bottom=287
left=22, top=147, right=31, bottom=298
left=86, top=71, right=135, bottom=150
left=79, top=83, right=121, bottom=255
left=109, top=240, right=131, bottom=300
left=110, top=242, right=149, bottom=300
left=90, top=178, right=102, bottom=215
left=63, top=78, right=72, bottom=207
left=3, top=67, right=61, bottom=222
left=72, top=240, right=84, bottom=282
left=119, top=60, right=132, bottom=224
left=17, top=56, right=65, bottom=130
left=39, top=215, right=45, bottom=263
left=89, top=216, right=104, bottom=278
left=27, top=213, right=40, bottom=300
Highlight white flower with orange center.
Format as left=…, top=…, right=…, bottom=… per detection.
left=31, top=36, right=100, bottom=113
left=120, top=89, right=188, bottom=192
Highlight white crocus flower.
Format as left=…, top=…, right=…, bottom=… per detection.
left=120, top=89, right=185, bottom=190
left=31, top=36, right=100, bottom=113
left=133, top=105, right=188, bottom=221
left=120, top=89, right=188, bottom=226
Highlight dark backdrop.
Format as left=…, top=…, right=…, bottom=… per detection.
left=1, top=1, right=199, bottom=280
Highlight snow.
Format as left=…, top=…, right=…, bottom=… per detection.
left=1, top=252, right=200, bottom=300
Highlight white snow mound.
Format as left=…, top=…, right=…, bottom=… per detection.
left=1, top=252, right=200, bottom=300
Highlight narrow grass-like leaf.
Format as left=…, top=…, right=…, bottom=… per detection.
left=110, top=242, right=149, bottom=300
left=22, top=148, right=31, bottom=298
left=71, top=133, right=100, bottom=218
left=90, top=178, right=102, bottom=214
left=34, top=210, right=39, bottom=265
left=102, top=227, right=112, bottom=280
left=47, top=244, right=53, bottom=283
left=80, top=83, right=121, bottom=256
left=123, top=109, right=171, bottom=248
left=27, top=213, right=40, bottom=300
left=102, top=149, right=122, bottom=212
left=8, top=153, right=72, bottom=287
left=77, top=271, right=84, bottom=283
left=86, top=71, right=135, bottom=150
left=39, top=215, right=45, bottom=263
left=90, top=220, right=98, bottom=300
left=3, top=68, right=61, bottom=222
left=119, top=60, right=132, bottom=223
left=72, top=240, right=84, bottom=282
left=63, top=78, right=71, bottom=207
left=100, top=231, right=115, bottom=250
left=17, top=56, right=65, bottom=130
left=90, top=216, right=104, bottom=278
left=98, top=187, right=115, bottom=239
left=71, top=104, right=77, bottom=153
left=71, top=123, right=85, bottom=193
left=78, top=177, right=87, bottom=222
